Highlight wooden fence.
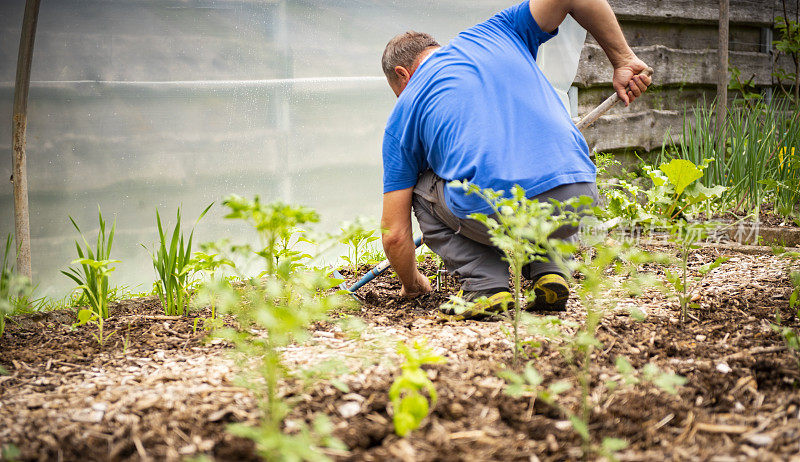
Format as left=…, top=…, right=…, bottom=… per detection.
left=578, top=0, right=799, bottom=153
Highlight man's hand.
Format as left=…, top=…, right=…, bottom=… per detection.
left=382, top=188, right=433, bottom=299
left=613, top=56, right=652, bottom=106
left=400, top=269, right=433, bottom=298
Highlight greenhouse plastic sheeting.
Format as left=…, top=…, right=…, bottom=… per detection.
left=0, top=1, right=586, bottom=295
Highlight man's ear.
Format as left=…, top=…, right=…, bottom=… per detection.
left=393, top=65, right=411, bottom=84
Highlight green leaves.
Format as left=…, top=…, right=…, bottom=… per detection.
left=0, top=234, right=33, bottom=339
left=146, top=204, right=212, bottom=316
left=61, top=208, right=117, bottom=319
left=645, top=158, right=725, bottom=220
left=389, top=340, right=445, bottom=437
left=659, top=159, right=703, bottom=197
left=223, top=195, right=318, bottom=278
left=338, top=217, right=380, bottom=273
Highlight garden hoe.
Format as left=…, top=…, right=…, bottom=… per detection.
left=333, top=235, right=423, bottom=301
left=335, top=68, right=653, bottom=300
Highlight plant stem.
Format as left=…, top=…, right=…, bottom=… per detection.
left=513, top=263, right=522, bottom=366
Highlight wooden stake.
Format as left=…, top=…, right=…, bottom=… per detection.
left=11, top=0, right=41, bottom=279
left=716, top=0, right=730, bottom=142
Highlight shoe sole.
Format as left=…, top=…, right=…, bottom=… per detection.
left=527, top=280, right=569, bottom=312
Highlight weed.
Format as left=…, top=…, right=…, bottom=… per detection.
left=61, top=208, right=118, bottom=319
left=146, top=204, right=212, bottom=316
left=389, top=339, right=445, bottom=437
left=1, top=444, right=21, bottom=462
left=188, top=241, right=234, bottom=322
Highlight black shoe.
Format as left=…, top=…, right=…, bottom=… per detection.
left=439, top=287, right=512, bottom=320
left=526, top=274, right=570, bottom=312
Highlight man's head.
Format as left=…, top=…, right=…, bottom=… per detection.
left=382, top=31, right=441, bottom=97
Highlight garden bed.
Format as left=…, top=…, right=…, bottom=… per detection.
left=1, top=243, right=799, bottom=461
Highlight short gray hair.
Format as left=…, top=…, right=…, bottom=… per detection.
left=381, top=31, right=440, bottom=81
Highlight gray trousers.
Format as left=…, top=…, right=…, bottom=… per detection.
left=412, top=170, right=599, bottom=292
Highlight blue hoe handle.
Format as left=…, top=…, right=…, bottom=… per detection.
left=348, top=235, right=423, bottom=293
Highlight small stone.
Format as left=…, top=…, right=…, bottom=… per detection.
left=745, top=434, right=773, bottom=447
left=716, top=362, right=732, bottom=374
left=91, top=402, right=108, bottom=412
left=555, top=420, right=572, bottom=431
left=338, top=401, right=361, bottom=418
left=696, top=335, right=707, bottom=341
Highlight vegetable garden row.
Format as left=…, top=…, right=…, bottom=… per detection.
left=0, top=97, right=799, bottom=461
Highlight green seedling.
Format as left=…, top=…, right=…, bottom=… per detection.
left=188, top=241, right=235, bottom=324
left=73, top=307, right=115, bottom=346
left=338, top=217, right=380, bottom=273
left=222, top=195, right=319, bottom=279
left=389, top=339, right=446, bottom=437
left=445, top=180, right=584, bottom=365
left=663, top=223, right=728, bottom=322
left=501, top=238, right=682, bottom=460
left=198, top=197, right=346, bottom=461
left=61, top=208, right=117, bottom=319
left=146, top=204, right=212, bottom=316
left=645, top=159, right=728, bottom=322
left=0, top=234, right=33, bottom=339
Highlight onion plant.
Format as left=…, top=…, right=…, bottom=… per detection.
left=663, top=98, right=800, bottom=221
left=146, top=204, right=212, bottom=316
left=61, top=208, right=118, bottom=319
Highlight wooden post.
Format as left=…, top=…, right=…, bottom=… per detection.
left=11, top=0, right=42, bottom=279
left=716, top=0, right=730, bottom=142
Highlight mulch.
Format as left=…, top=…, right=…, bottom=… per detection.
left=1, top=243, right=799, bottom=461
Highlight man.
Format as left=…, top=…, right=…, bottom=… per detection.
left=380, top=0, right=651, bottom=317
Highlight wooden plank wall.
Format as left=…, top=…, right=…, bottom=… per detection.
left=578, top=0, right=799, bottom=153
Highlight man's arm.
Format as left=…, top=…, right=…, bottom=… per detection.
left=529, top=0, right=651, bottom=106
left=381, top=188, right=432, bottom=298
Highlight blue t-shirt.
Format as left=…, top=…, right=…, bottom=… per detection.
left=382, top=1, right=596, bottom=218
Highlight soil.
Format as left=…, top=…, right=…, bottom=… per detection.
left=2, top=243, right=800, bottom=461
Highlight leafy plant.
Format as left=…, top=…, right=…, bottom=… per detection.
left=338, top=217, right=380, bottom=273
left=389, top=339, right=445, bottom=437
left=222, top=195, right=319, bottom=279
left=501, top=237, right=682, bottom=459
left=0, top=235, right=33, bottom=339
left=662, top=99, right=800, bottom=220
left=773, top=0, right=800, bottom=105
left=146, top=204, right=212, bottom=316
left=445, top=181, right=583, bottom=365
left=728, top=66, right=761, bottom=108
left=73, top=307, right=115, bottom=346
left=187, top=241, right=235, bottom=326
left=197, top=197, right=347, bottom=461
left=61, top=208, right=118, bottom=319
left=644, top=159, right=728, bottom=321
left=644, top=158, right=725, bottom=221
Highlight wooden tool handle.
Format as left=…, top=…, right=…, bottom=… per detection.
left=575, top=67, right=654, bottom=132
